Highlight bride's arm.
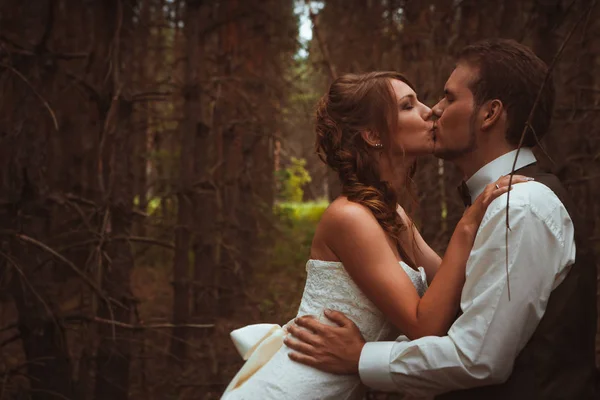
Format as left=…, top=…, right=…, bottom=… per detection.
left=323, top=203, right=470, bottom=339
left=325, top=178, right=527, bottom=339
left=395, top=206, right=441, bottom=283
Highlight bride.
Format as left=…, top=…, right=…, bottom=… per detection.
left=221, top=71, right=528, bottom=399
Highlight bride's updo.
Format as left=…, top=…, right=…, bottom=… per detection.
left=315, top=71, right=416, bottom=252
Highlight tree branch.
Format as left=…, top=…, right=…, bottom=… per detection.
left=0, top=63, right=59, bottom=130
left=505, top=0, right=598, bottom=300
left=15, top=234, right=113, bottom=308
left=62, top=315, right=215, bottom=330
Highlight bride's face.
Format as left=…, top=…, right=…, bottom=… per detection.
left=385, top=79, right=435, bottom=157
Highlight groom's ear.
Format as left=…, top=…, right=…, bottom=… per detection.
left=480, top=99, right=505, bottom=131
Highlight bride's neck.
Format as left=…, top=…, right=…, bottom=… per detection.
left=379, top=155, right=414, bottom=197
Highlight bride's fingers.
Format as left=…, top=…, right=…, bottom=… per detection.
left=496, top=175, right=533, bottom=187
left=287, top=324, right=321, bottom=347
left=491, top=184, right=512, bottom=197
left=484, top=186, right=511, bottom=207
left=478, top=175, right=533, bottom=207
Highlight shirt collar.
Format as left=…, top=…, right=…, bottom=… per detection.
left=466, top=148, right=537, bottom=199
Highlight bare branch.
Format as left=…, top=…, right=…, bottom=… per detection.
left=0, top=63, right=59, bottom=130
left=5, top=314, right=213, bottom=331
left=58, top=236, right=175, bottom=252
left=0, top=250, right=57, bottom=326
left=14, top=234, right=111, bottom=307
left=89, top=316, right=214, bottom=330
left=505, top=0, right=598, bottom=300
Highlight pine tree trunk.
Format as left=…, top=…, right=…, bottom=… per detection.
left=0, top=1, right=76, bottom=397
left=93, top=1, right=135, bottom=398
left=170, top=0, right=203, bottom=360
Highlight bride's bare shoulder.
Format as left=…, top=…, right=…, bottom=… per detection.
left=311, top=197, right=382, bottom=261
left=318, top=197, right=379, bottom=231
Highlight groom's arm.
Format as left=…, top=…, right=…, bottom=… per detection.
left=360, top=186, right=575, bottom=396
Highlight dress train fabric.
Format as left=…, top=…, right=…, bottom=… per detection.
left=224, top=324, right=287, bottom=393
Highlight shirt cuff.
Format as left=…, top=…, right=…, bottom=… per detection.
left=359, top=341, right=397, bottom=392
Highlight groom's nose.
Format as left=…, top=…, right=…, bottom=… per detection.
left=431, top=106, right=443, bottom=121
left=420, top=104, right=433, bottom=120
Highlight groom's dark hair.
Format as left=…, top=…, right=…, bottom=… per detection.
left=457, top=39, right=555, bottom=147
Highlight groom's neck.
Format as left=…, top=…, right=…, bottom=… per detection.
left=455, top=143, right=517, bottom=180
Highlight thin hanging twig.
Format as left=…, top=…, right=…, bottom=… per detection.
left=505, top=0, right=598, bottom=300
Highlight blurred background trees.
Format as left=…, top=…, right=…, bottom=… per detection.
left=0, top=0, right=598, bottom=399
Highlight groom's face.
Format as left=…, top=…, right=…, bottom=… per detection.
left=432, top=63, right=479, bottom=160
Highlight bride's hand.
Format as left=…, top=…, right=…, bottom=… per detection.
left=459, top=175, right=533, bottom=234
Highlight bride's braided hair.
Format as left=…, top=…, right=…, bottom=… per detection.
left=315, top=72, right=418, bottom=266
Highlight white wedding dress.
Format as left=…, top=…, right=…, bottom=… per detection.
left=222, top=259, right=428, bottom=400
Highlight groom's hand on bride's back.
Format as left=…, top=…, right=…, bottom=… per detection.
left=284, top=309, right=365, bottom=375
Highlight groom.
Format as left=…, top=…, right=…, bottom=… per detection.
left=284, top=39, right=598, bottom=399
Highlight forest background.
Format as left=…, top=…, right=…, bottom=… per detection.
left=0, top=0, right=599, bottom=399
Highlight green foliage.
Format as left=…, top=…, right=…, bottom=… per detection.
left=133, top=196, right=163, bottom=216
left=251, top=200, right=329, bottom=319
left=271, top=200, right=328, bottom=269
left=276, top=157, right=312, bottom=202
left=274, top=200, right=328, bottom=223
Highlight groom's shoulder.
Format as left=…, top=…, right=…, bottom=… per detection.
left=490, top=181, right=566, bottom=219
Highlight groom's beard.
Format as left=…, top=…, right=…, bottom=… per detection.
left=434, top=109, right=479, bottom=161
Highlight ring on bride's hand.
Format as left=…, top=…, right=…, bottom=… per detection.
left=495, top=184, right=500, bottom=189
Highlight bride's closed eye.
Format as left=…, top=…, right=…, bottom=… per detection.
left=400, top=101, right=414, bottom=111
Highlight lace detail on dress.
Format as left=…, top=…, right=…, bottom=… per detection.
left=298, top=260, right=428, bottom=342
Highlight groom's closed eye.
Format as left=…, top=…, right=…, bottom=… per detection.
left=443, top=89, right=456, bottom=103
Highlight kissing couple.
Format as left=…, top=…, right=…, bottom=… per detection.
left=221, top=39, right=597, bottom=400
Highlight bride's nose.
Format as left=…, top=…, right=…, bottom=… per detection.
left=421, top=104, right=433, bottom=120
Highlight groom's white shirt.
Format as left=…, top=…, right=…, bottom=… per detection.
left=359, top=148, right=576, bottom=396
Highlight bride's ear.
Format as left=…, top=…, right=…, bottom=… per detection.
left=361, top=130, right=383, bottom=149
left=480, top=99, right=505, bottom=131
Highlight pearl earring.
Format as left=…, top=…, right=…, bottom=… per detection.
left=374, top=143, right=383, bottom=148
